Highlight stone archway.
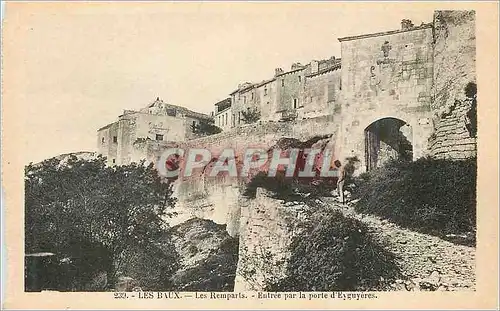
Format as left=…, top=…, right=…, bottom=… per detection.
left=364, top=117, right=413, bottom=171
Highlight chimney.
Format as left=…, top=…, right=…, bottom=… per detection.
left=274, top=68, right=284, bottom=76
left=401, top=19, right=414, bottom=30
left=310, top=60, right=319, bottom=74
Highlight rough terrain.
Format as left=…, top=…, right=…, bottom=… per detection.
left=321, top=197, right=476, bottom=291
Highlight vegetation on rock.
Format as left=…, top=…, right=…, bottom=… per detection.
left=352, top=157, right=476, bottom=245
left=169, top=218, right=239, bottom=291
left=266, top=210, right=402, bottom=291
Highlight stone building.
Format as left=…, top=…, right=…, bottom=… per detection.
left=97, top=97, right=211, bottom=166
left=98, top=10, right=476, bottom=171
left=337, top=21, right=436, bottom=170
left=217, top=56, right=341, bottom=128
left=214, top=98, right=232, bottom=131
left=337, top=11, right=476, bottom=171
left=299, top=58, right=342, bottom=119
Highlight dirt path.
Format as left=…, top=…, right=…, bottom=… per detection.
left=321, top=197, right=476, bottom=291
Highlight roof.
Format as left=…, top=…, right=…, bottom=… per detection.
left=254, top=78, right=276, bottom=88
left=97, top=121, right=117, bottom=132
left=275, top=67, right=306, bottom=78
left=306, top=63, right=341, bottom=78
left=337, top=23, right=433, bottom=42
left=214, top=98, right=231, bottom=106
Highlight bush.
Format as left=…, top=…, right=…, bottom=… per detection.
left=353, top=157, right=476, bottom=244
left=25, top=156, right=179, bottom=291
left=267, top=211, right=402, bottom=291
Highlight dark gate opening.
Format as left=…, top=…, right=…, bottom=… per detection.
left=364, top=117, right=413, bottom=171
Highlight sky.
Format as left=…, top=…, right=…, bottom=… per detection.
left=3, top=2, right=436, bottom=164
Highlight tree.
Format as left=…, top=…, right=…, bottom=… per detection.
left=25, top=155, right=179, bottom=289
left=191, top=119, right=222, bottom=135
left=241, top=109, right=261, bottom=124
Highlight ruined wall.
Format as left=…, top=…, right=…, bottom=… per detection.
left=97, top=122, right=119, bottom=166
left=276, top=68, right=306, bottom=115
left=155, top=114, right=342, bottom=236
left=256, top=80, right=280, bottom=122
left=300, top=68, right=341, bottom=119
left=339, top=25, right=435, bottom=172
left=430, top=10, right=477, bottom=159
left=234, top=188, right=308, bottom=291
left=432, top=11, right=476, bottom=111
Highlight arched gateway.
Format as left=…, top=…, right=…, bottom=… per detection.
left=364, top=117, right=413, bottom=171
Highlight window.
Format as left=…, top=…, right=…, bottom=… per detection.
left=293, top=98, right=298, bottom=109
left=251, top=93, right=254, bottom=100
left=238, top=112, right=241, bottom=124
left=225, top=113, right=228, bottom=125
left=339, top=77, right=342, bottom=90
left=298, top=76, right=302, bottom=82
left=112, top=159, right=116, bottom=164
left=281, top=79, right=285, bottom=87
left=101, top=137, right=105, bottom=144
left=166, top=109, right=177, bottom=117
left=232, top=114, right=236, bottom=127
left=264, top=87, right=268, bottom=95
left=155, top=134, right=164, bottom=141
left=113, top=136, right=118, bottom=143
left=244, top=96, right=246, bottom=104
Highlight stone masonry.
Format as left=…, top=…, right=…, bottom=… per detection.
left=95, top=10, right=477, bottom=233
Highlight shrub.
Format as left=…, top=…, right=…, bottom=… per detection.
left=267, top=210, right=402, bottom=291
left=353, top=157, right=476, bottom=244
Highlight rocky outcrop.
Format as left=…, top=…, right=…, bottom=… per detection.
left=169, top=218, right=239, bottom=291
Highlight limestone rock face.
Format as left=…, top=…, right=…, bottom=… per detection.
left=169, top=218, right=239, bottom=291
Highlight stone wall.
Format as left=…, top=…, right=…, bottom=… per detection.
left=300, top=68, right=341, bottom=119
left=163, top=114, right=342, bottom=235
left=428, top=98, right=477, bottom=159
left=430, top=10, right=477, bottom=159
left=277, top=68, right=305, bottom=114
left=432, top=11, right=476, bottom=112
left=234, top=188, right=308, bottom=291
left=339, top=24, right=435, bottom=172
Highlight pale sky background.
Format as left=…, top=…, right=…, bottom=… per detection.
left=3, top=2, right=436, bottom=164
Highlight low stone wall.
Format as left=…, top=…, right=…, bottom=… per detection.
left=182, top=114, right=341, bottom=153
left=234, top=188, right=309, bottom=291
